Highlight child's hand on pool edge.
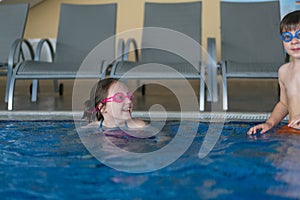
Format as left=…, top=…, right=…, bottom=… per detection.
left=247, top=122, right=273, bottom=135
left=288, top=117, right=300, bottom=129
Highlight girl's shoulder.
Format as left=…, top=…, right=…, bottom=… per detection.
left=128, top=118, right=147, bottom=128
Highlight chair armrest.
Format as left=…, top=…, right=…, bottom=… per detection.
left=207, top=37, right=216, bottom=64
left=202, top=37, right=217, bottom=73
left=100, top=60, right=109, bottom=79
left=34, top=38, right=55, bottom=61
left=116, top=38, right=125, bottom=62
left=206, top=37, right=218, bottom=102
left=124, top=38, right=139, bottom=61
left=110, top=38, right=139, bottom=77
left=201, top=37, right=217, bottom=73
left=8, top=38, right=34, bottom=71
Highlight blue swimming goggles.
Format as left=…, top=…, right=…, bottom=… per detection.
left=280, top=29, right=300, bottom=42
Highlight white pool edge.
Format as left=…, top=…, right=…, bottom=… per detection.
left=0, top=111, right=289, bottom=122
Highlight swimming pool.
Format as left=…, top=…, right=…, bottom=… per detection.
left=1, top=119, right=300, bottom=199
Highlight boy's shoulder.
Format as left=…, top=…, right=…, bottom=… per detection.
left=278, top=62, right=300, bottom=81
left=278, top=62, right=291, bottom=82
left=280, top=62, right=290, bottom=69
left=278, top=62, right=291, bottom=74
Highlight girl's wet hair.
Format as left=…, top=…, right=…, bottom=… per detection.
left=280, top=10, right=300, bottom=33
left=82, top=78, right=119, bottom=123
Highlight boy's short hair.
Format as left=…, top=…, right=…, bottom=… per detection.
left=280, top=10, right=300, bottom=33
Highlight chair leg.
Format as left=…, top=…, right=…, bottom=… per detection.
left=199, top=77, right=205, bottom=111
left=53, top=80, right=59, bottom=92
left=206, top=66, right=212, bottom=102
left=211, top=66, right=218, bottom=102
left=141, top=84, right=146, bottom=96
left=8, top=74, right=17, bottom=111
left=136, top=80, right=146, bottom=95
left=4, top=70, right=12, bottom=103
left=53, top=80, right=63, bottom=96
left=59, top=83, right=63, bottom=96
left=200, top=63, right=205, bottom=111
left=31, top=79, right=38, bottom=102
left=222, top=76, right=228, bottom=111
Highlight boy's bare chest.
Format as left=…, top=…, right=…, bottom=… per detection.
left=284, top=73, right=300, bottom=95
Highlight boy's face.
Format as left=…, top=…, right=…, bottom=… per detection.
left=282, top=29, right=300, bottom=59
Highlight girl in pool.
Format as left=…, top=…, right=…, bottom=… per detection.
left=83, top=78, right=146, bottom=130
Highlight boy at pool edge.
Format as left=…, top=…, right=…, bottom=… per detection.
left=248, top=10, right=300, bottom=135
left=83, top=78, right=146, bottom=130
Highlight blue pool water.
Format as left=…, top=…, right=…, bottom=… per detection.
left=1, top=120, right=300, bottom=199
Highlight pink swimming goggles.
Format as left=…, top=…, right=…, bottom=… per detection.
left=101, top=92, right=134, bottom=103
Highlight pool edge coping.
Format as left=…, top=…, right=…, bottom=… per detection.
left=0, top=111, right=288, bottom=121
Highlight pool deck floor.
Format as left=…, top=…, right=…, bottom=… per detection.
left=0, top=76, right=281, bottom=121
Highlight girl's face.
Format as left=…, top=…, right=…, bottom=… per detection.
left=100, top=81, right=133, bottom=126
left=282, top=29, right=300, bottom=60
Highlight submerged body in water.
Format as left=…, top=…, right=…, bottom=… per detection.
left=1, top=120, right=300, bottom=199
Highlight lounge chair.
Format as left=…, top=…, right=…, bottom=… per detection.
left=0, top=3, right=30, bottom=103
left=110, top=2, right=209, bottom=111
left=217, top=0, right=285, bottom=110
left=7, top=3, right=117, bottom=110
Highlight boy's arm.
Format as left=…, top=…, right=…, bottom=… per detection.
left=248, top=101, right=288, bottom=135
left=248, top=69, right=288, bottom=135
left=265, top=75, right=288, bottom=127
left=265, top=101, right=288, bottom=127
